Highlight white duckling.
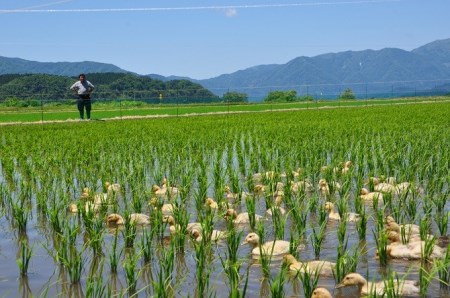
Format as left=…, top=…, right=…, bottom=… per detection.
left=311, top=287, right=333, bottom=298
left=253, top=184, right=266, bottom=195
left=265, top=193, right=286, bottom=216
left=336, top=272, right=420, bottom=296
left=283, top=254, right=336, bottom=276
left=341, top=160, right=352, bottom=174
left=106, top=213, right=150, bottom=225
left=225, top=208, right=263, bottom=224
left=359, top=188, right=384, bottom=202
left=324, top=202, right=360, bottom=222
left=241, top=232, right=290, bottom=256
left=191, top=228, right=227, bottom=242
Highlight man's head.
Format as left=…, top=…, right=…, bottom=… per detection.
left=79, top=74, right=86, bottom=81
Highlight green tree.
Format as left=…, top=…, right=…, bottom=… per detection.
left=338, top=88, right=356, bottom=100
left=263, top=90, right=297, bottom=102
left=222, top=91, right=248, bottom=103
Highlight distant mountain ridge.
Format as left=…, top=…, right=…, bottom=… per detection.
left=1, top=38, right=450, bottom=99
left=0, top=57, right=128, bottom=76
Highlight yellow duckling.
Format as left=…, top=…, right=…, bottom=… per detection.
left=106, top=213, right=150, bottom=225
left=384, top=242, right=444, bottom=260
left=241, top=232, right=290, bottom=256
left=385, top=216, right=420, bottom=235
left=336, top=272, right=419, bottom=296
left=283, top=254, right=335, bottom=276
left=311, top=287, right=333, bottom=298
left=359, top=188, right=384, bottom=202
left=225, top=208, right=263, bottom=224
left=324, top=202, right=360, bottom=222
left=204, top=197, right=219, bottom=210
left=162, top=215, right=202, bottom=235
left=190, top=228, right=227, bottom=242
left=148, top=197, right=174, bottom=215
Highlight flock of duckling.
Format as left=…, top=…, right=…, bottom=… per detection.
left=67, top=161, right=447, bottom=297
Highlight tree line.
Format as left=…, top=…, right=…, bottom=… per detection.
left=0, top=73, right=219, bottom=104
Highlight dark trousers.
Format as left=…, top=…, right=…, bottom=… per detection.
left=77, top=97, right=91, bottom=119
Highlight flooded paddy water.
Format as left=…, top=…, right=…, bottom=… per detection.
left=0, top=103, right=449, bottom=297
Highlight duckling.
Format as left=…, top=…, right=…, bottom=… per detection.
left=266, top=205, right=287, bottom=217
left=283, top=254, right=336, bottom=276
left=341, top=160, right=352, bottom=174
left=336, top=272, right=419, bottom=296
left=106, top=213, right=150, bottom=225
left=80, top=187, right=91, bottom=200
left=225, top=208, right=263, bottom=224
left=290, top=179, right=314, bottom=194
left=148, top=197, right=174, bottom=215
left=163, top=215, right=202, bottom=235
left=385, top=216, right=420, bottom=235
left=253, top=184, right=266, bottom=195
left=373, top=180, right=398, bottom=195
left=224, top=186, right=250, bottom=201
left=318, top=179, right=330, bottom=196
left=204, top=197, right=219, bottom=210
left=311, top=287, right=333, bottom=298
left=190, top=228, right=227, bottom=242
left=385, top=242, right=444, bottom=260
left=152, top=184, right=178, bottom=197
left=105, top=182, right=121, bottom=193
left=241, top=232, right=290, bottom=256
left=324, top=202, right=360, bottom=222
left=359, top=188, right=384, bottom=202
left=68, top=203, right=79, bottom=213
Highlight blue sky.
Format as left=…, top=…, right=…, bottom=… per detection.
left=1, top=0, right=449, bottom=79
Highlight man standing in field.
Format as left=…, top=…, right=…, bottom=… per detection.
left=70, top=73, right=95, bottom=120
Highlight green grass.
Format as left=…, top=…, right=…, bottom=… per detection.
left=0, top=96, right=447, bottom=123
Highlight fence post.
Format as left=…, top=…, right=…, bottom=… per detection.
left=41, top=92, right=44, bottom=123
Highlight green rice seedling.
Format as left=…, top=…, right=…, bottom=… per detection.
left=296, top=262, right=321, bottom=298
left=245, top=195, right=257, bottom=231
left=86, top=216, right=104, bottom=256
left=332, top=245, right=359, bottom=284
left=290, top=203, right=308, bottom=240
left=382, top=192, right=393, bottom=214
left=140, top=227, right=154, bottom=263
left=269, top=262, right=288, bottom=298
left=421, top=235, right=437, bottom=264
left=336, top=218, right=348, bottom=257
left=123, top=249, right=141, bottom=295
left=256, top=221, right=272, bottom=277
left=356, top=206, right=368, bottom=241
left=317, top=203, right=328, bottom=226
left=308, top=194, right=319, bottom=214
left=219, top=228, right=244, bottom=293
left=373, top=227, right=388, bottom=266
left=47, top=204, right=63, bottom=234
left=121, top=211, right=137, bottom=248
left=86, top=259, right=111, bottom=298
left=419, top=215, right=431, bottom=241
left=381, top=269, right=403, bottom=298
left=11, top=198, right=29, bottom=233
left=62, top=244, right=85, bottom=284
left=153, top=243, right=176, bottom=297
left=435, top=245, right=450, bottom=288
left=405, top=196, right=418, bottom=222
left=435, top=211, right=449, bottom=237
left=419, top=263, right=437, bottom=297
left=108, top=230, right=122, bottom=274
left=172, top=205, right=189, bottom=250
left=400, top=224, right=413, bottom=245
left=310, top=221, right=327, bottom=260
left=16, top=239, right=33, bottom=276
left=272, top=205, right=287, bottom=241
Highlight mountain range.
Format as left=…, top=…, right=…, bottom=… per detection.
left=1, top=38, right=450, bottom=99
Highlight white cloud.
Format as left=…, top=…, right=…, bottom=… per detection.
left=225, top=8, right=237, bottom=17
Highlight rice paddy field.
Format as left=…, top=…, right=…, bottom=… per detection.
left=0, top=101, right=449, bottom=297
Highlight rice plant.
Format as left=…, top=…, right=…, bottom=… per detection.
left=296, top=262, right=321, bottom=298
left=123, top=249, right=141, bottom=294
left=16, top=239, right=33, bottom=276
left=310, top=221, right=327, bottom=260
